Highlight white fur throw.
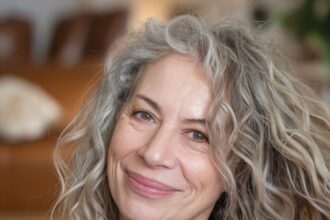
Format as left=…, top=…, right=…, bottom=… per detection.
left=0, top=75, right=62, bottom=143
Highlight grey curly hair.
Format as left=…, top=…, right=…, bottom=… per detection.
left=51, top=15, right=330, bottom=220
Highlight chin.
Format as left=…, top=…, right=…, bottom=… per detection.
left=119, top=202, right=164, bottom=220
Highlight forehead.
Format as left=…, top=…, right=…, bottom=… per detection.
left=136, top=52, right=210, bottom=90
left=132, top=52, right=212, bottom=118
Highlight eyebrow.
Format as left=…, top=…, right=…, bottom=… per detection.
left=183, top=118, right=206, bottom=125
left=136, top=94, right=207, bottom=125
left=136, top=94, right=161, bottom=112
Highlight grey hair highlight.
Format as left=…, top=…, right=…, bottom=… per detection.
left=51, top=15, right=330, bottom=220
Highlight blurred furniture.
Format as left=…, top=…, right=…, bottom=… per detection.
left=50, top=14, right=92, bottom=66
left=0, top=61, right=100, bottom=217
left=0, top=17, right=32, bottom=65
left=85, top=9, right=128, bottom=57
left=50, top=9, right=128, bottom=66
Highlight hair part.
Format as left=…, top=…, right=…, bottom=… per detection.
left=51, top=15, right=330, bottom=220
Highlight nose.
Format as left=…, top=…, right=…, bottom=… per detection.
left=138, top=124, right=177, bottom=169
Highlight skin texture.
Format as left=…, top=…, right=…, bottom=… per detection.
left=107, top=53, right=224, bottom=220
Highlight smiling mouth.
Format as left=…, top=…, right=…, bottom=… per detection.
left=125, top=171, right=178, bottom=198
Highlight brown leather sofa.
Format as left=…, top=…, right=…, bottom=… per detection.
left=0, top=62, right=99, bottom=216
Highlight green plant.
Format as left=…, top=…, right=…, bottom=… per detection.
left=280, top=0, right=330, bottom=70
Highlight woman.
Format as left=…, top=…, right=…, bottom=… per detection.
left=52, top=15, right=330, bottom=219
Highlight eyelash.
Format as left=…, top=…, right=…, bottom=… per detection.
left=132, top=110, right=156, bottom=123
left=131, top=110, right=209, bottom=143
left=186, top=129, right=209, bottom=143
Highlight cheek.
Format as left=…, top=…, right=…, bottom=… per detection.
left=107, top=118, right=140, bottom=198
left=108, top=118, right=139, bottom=159
left=182, top=152, right=224, bottom=194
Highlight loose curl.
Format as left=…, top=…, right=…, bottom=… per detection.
left=51, top=15, right=330, bottom=220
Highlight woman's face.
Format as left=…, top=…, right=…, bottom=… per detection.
left=107, top=53, right=224, bottom=220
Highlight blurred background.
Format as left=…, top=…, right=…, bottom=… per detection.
left=0, top=0, right=329, bottom=219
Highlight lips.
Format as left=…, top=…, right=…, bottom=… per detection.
left=125, top=171, right=178, bottom=198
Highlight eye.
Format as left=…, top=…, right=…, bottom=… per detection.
left=187, top=129, right=209, bottom=143
left=132, top=111, right=155, bottom=123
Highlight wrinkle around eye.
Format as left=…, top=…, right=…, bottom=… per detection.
left=180, top=130, right=210, bottom=153
left=187, top=129, right=209, bottom=142
left=132, top=111, right=156, bottom=123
